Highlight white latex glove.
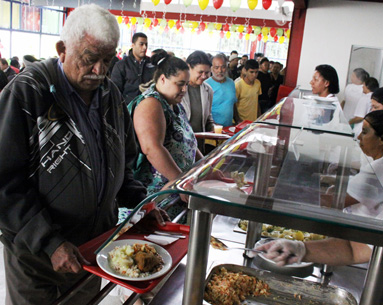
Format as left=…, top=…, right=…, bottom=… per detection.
left=251, top=239, right=306, bottom=266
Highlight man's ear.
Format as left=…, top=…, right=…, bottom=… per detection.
left=56, top=41, right=66, bottom=63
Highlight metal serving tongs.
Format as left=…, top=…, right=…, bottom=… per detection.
left=210, top=236, right=265, bottom=253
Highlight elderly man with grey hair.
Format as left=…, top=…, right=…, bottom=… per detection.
left=0, top=4, right=149, bottom=304
left=205, top=53, right=239, bottom=126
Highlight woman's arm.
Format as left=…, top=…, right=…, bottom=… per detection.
left=304, top=238, right=372, bottom=265
left=133, top=97, right=182, bottom=181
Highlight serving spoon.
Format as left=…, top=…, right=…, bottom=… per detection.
left=210, top=236, right=265, bottom=253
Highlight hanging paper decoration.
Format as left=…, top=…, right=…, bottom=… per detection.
left=215, top=23, right=222, bottom=30
left=131, top=17, right=137, bottom=24
left=124, top=17, right=130, bottom=24
left=223, top=23, right=230, bottom=31
left=117, top=16, right=123, bottom=24
left=263, top=35, right=268, bottom=42
left=160, top=19, right=167, bottom=27
left=285, top=29, right=291, bottom=38
left=269, top=27, right=276, bottom=37
left=213, top=0, right=224, bottom=9
left=192, top=21, right=199, bottom=29
left=176, top=20, right=182, bottom=30
left=250, top=34, right=257, bottom=41
left=184, top=0, right=193, bottom=6
left=230, top=24, right=237, bottom=32
left=199, top=22, right=206, bottom=31
left=164, top=25, right=169, bottom=33
left=247, top=0, right=258, bottom=10
left=220, top=30, right=225, bottom=38
left=276, top=28, right=284, bottom=36
left=168, top=19, right=175, bottom=29
left=149, top=25, right=153, bottom=30
left=279, top=36, right=285, bottom=43
left=152, top=0, right=160, bottom=5
left=262, top=0, right=272, bottom=10
left=246, top=25, right=253, bottom=34
left=164, top=0, right=172, bottom=4
left=153, top=18, right=159, bottom=27
left=144, top=18, right=152, bottom=27
left=254, top=26, right=261, bottom=35
left=137, top=17, right=144, bottom=25
left=237, top=25, right=244, bottom=33
left=207, top=23, right=215, bottom=31
left=274, top=35, right=278, bottom=42
left=180, top=27, right=185, bottom=34
left=230, top=0, right=241, bottom=12
left=257, top=33, right=262, bottom=41
left=261, top=27, right=269, bottom=36
left=239, top=32, right=243, bottom=39
left=226, top=31, right=231, bottom=39
left=198, top=0, right=209, bottom=10
left=245, top=33, right=250, bottom=40
left=197, top=29, right=202, bottom=35
left=209, top=31, right=214, bottom=37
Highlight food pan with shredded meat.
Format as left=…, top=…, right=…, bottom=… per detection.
left=204, top=267, right=270, bottom=305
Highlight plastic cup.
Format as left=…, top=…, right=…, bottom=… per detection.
left=214, top=124, right=223, bottom=134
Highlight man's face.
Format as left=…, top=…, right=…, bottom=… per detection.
left=230, top=58, right=239, bottom=68
left=240, top=56, right=248, bottom=65
left=132, top=37, right=148, bottom=60
left=58, top=34, right=116, bottom=95
left=211, top=58, right=227, bottom=82
left=0, top=62, right=6, bottom=71
left=245, top=68, right=258, bottom=83
left=260, top=61, right=269, bottom=73
left=271, top=63, right=281, bottom=75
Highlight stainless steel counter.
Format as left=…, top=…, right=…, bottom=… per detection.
left=145, top=216, right=366, bottom=305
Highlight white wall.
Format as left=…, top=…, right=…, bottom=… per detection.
left=296, top=0, right=383, bottom=100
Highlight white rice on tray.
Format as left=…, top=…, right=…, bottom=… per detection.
left=108, top=244, right=154, bottom=278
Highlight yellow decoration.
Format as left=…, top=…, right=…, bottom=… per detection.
left=226, top=31, right=231, bottom=39
left=237, top=25, right=244, bottom=33
left=117, top=16, right=123, bottom=24
left=126, top=23, right=131, bottom=29
left=198, top=0, right=209, bottom=10
left=261, top=27, right=269, bottom=36
left=209, top=31, right=214, bottom=37
left=215, top=23, right=222, bottom=30
left=285, top=29, right=291, bottom=39
left=245, top=33, right=250, bottom=40
left=263, top=35, right=268, bottom=42
left=247, top=0, right=258, bottom=10
left=131, top=17, right=137, bottom=24
left=192, top=21, right=199, bottom=29
left=191, top=28, right=196, bottom=33
left=168, top=19, right=175, bottom=29
left=144, top=18, right=151, bottom=27
left=279, top=36, right=285, bottom=44
left=152, top=0, right=160, bottom=5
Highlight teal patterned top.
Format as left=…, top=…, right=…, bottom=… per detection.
left=128, top=84, right=198, bottom=196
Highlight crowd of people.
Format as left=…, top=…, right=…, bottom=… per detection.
left=1, top=3, right=383, bottom=304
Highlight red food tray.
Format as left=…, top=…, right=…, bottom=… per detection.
left=222, top=120, right=253, bottom=136
left=79, top=221, right=189, bottom=294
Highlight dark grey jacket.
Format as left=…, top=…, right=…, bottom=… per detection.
left=110, top=49, right=155, bottom=104
left=0, top=58, right=146, bottom=257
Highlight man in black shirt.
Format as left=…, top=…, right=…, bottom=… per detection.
left=257, top=57, right=273, bottom=114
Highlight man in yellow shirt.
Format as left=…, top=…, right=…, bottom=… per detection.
left=235, top=59, right=262, bottom=122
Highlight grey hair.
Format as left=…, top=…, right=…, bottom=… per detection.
left=60, top=4, right=120, bottom=48
left=212, top=53, right=228, bottom=65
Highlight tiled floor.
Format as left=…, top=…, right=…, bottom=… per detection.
left=0, top=242, right=123, bottom=305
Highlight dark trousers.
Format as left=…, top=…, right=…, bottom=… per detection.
left=2, top=236, right=101, bottom=305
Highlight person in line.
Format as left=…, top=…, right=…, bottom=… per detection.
left=370, top=87, right=383, bottom=111
left=0, top=69, right=8, bottom=92
left=111, top=32, right=155, bottom=104
left=205, top=53, right=238, bottom=127
left=257, top=57, right=273, bottom=114
left=349, top=78, right=379, bottom=138
left=342, top=68, right=370, bottom=121
left=234, top=65, right=246, bottom=84
left=269, top=62, right=284, bottom=105
left=0, top=5, right=154, bottom=304
left=228, top=54, right=240, bottom=80
left=309, top=64, right=340, bottom=99
left=255, top=110, right=383, bottom=267
left=128, top=53, right=202, bottom=219
left=10, top=57, right=20, bottom=74
left=240, top=54, right=248, bottom=66
left=181, top=50, right=214, bottom=155
left=0, top=58, right=16, bottom=81
left=235, top=59, right=262, bottom=122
